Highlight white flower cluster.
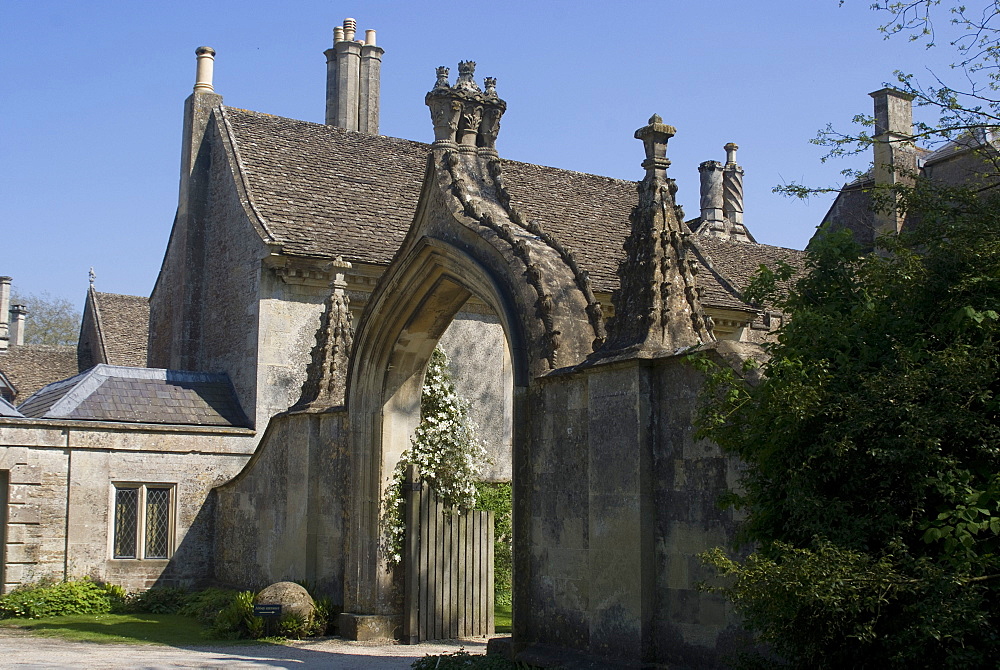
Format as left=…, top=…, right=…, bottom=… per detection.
left=380, top=347, right=491, bottom=565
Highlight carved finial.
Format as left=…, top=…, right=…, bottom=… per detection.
left=634, top=114, right=677, bottom=181
left=434, top=66, right=451, bottom=90
left=455, top=60, right=481, bottom=92
left=427, top=61, right=505, bottom=150
left=293, top=256, right=354, bottom=410
left=88, top=267, right=96, bottom=287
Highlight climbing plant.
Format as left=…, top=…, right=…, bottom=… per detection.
left=380, top=346, right=490, bottom=565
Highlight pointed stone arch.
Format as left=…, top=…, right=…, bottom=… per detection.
left=343, top=130, right=604, bottom=616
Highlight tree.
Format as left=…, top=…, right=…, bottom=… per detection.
left=778, top=1, right=1000, bottom=197
left=693, top=181, right=1000, bottom=668
left=8, top=290, right=80, bottom=346
left=380, top=347, right=489, bottom=564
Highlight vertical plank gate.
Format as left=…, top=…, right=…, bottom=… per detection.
left=403, top=464, right=494, bottom=643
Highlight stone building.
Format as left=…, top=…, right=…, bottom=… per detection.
left=820, top=87, right=1000, bottom=248
left=0, top=19, right=814, bottom=667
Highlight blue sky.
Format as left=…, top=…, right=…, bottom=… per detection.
left=1, top=0, right=957, bottom=306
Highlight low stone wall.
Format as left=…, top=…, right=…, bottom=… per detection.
left=213, top=407, right=349, bottom=604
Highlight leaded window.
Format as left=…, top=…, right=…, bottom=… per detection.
left=112, top=484, right=174, bottom=560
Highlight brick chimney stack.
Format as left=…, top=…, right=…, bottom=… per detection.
left=325, top=18, right=383, bottom=133
left=0, top=276, right=10, bottom=351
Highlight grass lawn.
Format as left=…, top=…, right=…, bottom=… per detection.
left=0, top=613, right=248, bottom=646
left=495, top=601, right=511, bottom=634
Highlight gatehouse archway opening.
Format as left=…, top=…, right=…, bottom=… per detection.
left=345, top=241, right=527, bottom=639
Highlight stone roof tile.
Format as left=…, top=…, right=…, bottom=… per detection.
left=0, top=344, right=82, bottom=404
left=222, top=107, right=800, bottom=313
left=93, top=292, right=149, bottom=367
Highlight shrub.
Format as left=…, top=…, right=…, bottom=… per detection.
left=475, top=481, right=513, bottom=606
left=0, top=578, right=115, bottom=618
left=211, top=590, right=263, bottom=640
left=412, top=649, right=531, bottom=669
left=178, top=587, right=240, bottom=626
left=381, top=347, right=490, bottom=565
left=129, top=586, right=190, bottom=614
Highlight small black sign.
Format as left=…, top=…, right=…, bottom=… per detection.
left=253, top=604, right=282, bottom=617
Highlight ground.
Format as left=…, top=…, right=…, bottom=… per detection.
left=0, top=627, right=489, bottom=669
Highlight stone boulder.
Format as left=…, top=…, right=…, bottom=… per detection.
left=255, top=581, right=315, bottom=622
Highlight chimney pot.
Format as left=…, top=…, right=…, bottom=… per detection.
left=724, top=142, right=739, bottom=166
left=194, top=46, right=216, bottom=93
left=334, top=26, right=345, bottom=43
left=365, top=29, right=376, bottom=46
left=343, top=18, right=357, bottom=42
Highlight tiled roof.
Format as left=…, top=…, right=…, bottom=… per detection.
left=93, top=292, right=149, bottom=367
left=0, top=344, right=82, bottom=404
left=221, top=107, right=799, bottom=311
left=17, top=365, right=250, bottom=427
left=693, top=237, right=805, bottom=308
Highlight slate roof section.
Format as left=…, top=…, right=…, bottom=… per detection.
left=0, top=344, right=82, bottom=404
left=221, top=107, right=799, bottom=313
left=0, top=396, right=23, bottom=418
left=93, top=292, right=150, bottom=367
left=17, top=365, right=250, bottom=427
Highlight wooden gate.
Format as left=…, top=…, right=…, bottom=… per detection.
left=402, top=464, right=494, bottom=643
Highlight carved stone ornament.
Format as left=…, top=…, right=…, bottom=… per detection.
left=599, top=115, right=714, bottom=357
left=455, top=60, right=481, bottom=92
left=425, top=62, right=506, bottom=149
left=292, top=256, right=355, bottom=409
left=434, top=66, right=451, bottom=90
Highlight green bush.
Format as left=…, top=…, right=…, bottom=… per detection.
left=211, top=590, right=263, bottom=640
left=0, top=578, right=116, bottom=618
left=476, top=482, right=513, bottom=606
left=412, top=649, right=533, bottom=669
left=129, top=586, right=190, bottom=614
left=178, top=587, right=240, bottom=626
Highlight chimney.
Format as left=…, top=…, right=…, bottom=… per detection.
left=870, top=88, right=917, bottom=236
left=179, top=47, right=223, bottom=202
left=325, top=18, right=383, bottom=132
left=0, top=276, right=10, bottom=350
left=698, top=160, right=725, bottom=232
left=695, top=144, right=754, bottom=243
left=722, top=142, right=744, bottom=226
left=194, top=46, right=216, bottom=92
left=8, top=304, right=26, bottom=347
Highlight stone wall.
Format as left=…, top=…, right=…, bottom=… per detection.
left=0, top=418, right=254, bottom=593
left=437, top=308, right=513, bottom=482
left=517, top=343, right=755, bottom=668
left=214, top=408, right=350, bottom=603
left=195, top=124, right=268, bottom=428
left=255, top=274, right=328, bottom=430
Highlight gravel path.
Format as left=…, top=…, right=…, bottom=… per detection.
left=0, top=628, right=490, bottom=669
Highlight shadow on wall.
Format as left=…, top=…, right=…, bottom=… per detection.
left=211, top=407, right=351, bottom=606
left=147, top=492, right=217, bottom=590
